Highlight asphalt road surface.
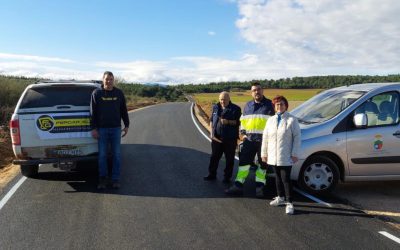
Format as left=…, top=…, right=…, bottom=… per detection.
left=0, top=102, right=399, bottom=249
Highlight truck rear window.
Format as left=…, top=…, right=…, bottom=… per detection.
left=19, top=86, right=97, bottom=108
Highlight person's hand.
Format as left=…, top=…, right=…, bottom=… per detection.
left=220, top=118, right=229, bottom=125
left=241, top=135, right=248, bottom=141
left=91, top=129, right=99, bottom=139
left=122, top=127, right=129, bottom=137
left=261, top=156, right=268, bottom=163
left=212, top=137, right=222, bottom=143
left=291, top=156, right=298, bottom=163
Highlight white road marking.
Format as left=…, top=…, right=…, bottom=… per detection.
left=190, top=103, right=211, bottom=142
left=0, top=176, right=27, bottom=211
left=379, top=231, right=400, bottom=245
left=293, top=187, right=333, bottom=207
left=190, top=102, right=332, bottom=207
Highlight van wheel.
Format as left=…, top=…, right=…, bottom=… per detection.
left=298, top=155, right=339, bottom=195
left=20, top=164, right=39, bottom=177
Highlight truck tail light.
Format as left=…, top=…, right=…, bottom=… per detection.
left=9, top=118, right=21, bottom=145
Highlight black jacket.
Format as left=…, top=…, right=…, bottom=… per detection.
left=211, top=102, right=241, bottom=140
left=90, top=87, right=130, bottom=129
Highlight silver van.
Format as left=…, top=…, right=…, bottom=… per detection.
left=10, top=80, right=100, bottom=177
left=291, top=82, right=400, bottom=195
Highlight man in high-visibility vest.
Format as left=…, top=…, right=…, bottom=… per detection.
left=225, top=82, right=274, bottom=198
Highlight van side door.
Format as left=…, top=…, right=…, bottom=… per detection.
left=346, top=91, right=400, bottom=176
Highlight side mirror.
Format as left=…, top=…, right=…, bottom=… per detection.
left=353, top=113, right=367, bottom=129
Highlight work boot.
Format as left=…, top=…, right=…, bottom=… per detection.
left=255, top=186, right=264, bottom=198
left=225, top=184, right=243, bottom=195
left=111, top=180, right=121, bottom=189
left=203, top=175, right=216, bottom=181
left=97, top=177, right=107, bottom=190
left=222, top=177, right=231, bottom=184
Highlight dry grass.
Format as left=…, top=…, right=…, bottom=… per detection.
left=196, top=99, right=308, bottom=122
left=194, top=89, right=323, bottom=103
left=0, top=128, right=13, bottom=170
left=193, top=89, right=321, bottom=120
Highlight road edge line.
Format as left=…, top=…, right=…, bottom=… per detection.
left=190, top=102, right=211, bottom=142
left=0, top=176, right=27, bottom=211
left=379, top=231, right=400, bottom=245
left=293, top=187, right=333, bottom=207
left=189, top=102, right=332, bottom=207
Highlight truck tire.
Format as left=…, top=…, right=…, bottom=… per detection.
left=298, top=155, right=339, bottom=195
left=20, top=164, right=39, bottom=177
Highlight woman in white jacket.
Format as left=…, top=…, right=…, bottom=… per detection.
left=261, top=95, right=301, bottom=215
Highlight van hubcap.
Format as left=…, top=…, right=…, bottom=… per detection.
left=304, top=163, right=333, bottom=190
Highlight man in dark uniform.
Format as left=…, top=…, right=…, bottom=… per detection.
left=225, top=82, right=275, bottom=198
left=204, top=92, right=241, bottom=183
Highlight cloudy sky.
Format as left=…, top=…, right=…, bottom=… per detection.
left=0, top=0, right=399, bottom=84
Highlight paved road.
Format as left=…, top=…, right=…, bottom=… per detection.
left=0, top=102, right=399, bottom=249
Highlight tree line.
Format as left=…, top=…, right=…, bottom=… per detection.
left=2, top=74, right=400, bottom=108
left=2, top=73, right=400, bottom=125
left=176, top=74, right=400, bottom=93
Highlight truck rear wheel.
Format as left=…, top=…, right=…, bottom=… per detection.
left=298, top=155, right=339, bottom=195
left=20, top=164, right=39, bottom=177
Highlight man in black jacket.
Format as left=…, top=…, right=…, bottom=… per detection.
left=90, top=71, right=130, bottom=189
left=204, top=92, right=241, bottom=183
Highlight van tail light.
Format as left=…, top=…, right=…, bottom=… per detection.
left=9, top=118, right=21, bottom=145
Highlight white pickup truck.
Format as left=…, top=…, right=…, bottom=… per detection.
left=9, top=80, right=100, bottom=177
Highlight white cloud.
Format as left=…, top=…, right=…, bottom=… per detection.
left=1, top=1, right=399, bottom=83
left=235, top=0, right=400, bottom=76
left=0, top=54, right=97, bottom=80
left=0, top=51, right=283, bottom=84
left=0, top=53, right=75, bottom=63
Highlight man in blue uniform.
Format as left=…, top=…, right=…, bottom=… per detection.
left=204, top=92, right=241, bottom=183
left=225, top=82, right=274, bottom=198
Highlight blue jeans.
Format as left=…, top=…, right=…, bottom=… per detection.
left=98, top=127, right=121, bottom=181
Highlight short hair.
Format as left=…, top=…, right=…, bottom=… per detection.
left=251, top=82, right=261, bottom=87
left=103, top=71, right=114, bottom=78
left=272, top=95, right=289, bottom=109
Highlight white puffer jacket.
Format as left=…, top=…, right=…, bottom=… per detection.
left=261, top=112, right=301, bottom=166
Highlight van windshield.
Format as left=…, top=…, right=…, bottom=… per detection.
left=291, top=89, right=365, bottom=124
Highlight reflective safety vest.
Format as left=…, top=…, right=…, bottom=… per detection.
left=240, top=97, right=274, bottom=141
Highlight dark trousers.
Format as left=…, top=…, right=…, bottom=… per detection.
left=272, top=165, right=293, bottom=203
left=208, top=139, right=237, bottom=179
left=238, top=139, right=268, bottom=169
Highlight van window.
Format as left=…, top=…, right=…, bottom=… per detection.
left=19, top=85, right=96, bottom=109
left=291, top=90, right=364, bottom=124
left=354, top=91, right=399, bottom=127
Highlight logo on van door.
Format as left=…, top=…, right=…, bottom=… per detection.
left=37, top=115, right=55, bottom=131
left=373, top=134, right=383, bottom=150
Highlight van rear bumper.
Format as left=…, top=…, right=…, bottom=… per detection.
left=13, top=155, right=98, bottom=165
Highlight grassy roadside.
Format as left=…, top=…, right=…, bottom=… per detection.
left=0, top=128, right=13, bottom=171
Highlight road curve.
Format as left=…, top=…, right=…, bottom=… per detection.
left=0, top=102, right=399, bottom=249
